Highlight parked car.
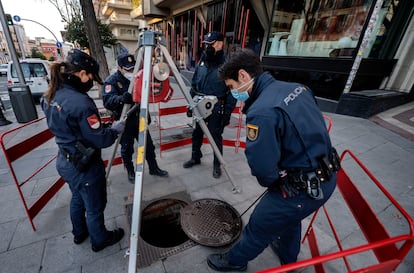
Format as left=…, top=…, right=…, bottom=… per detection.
left=7, top=59, right=50, bottom=100
left=0, top=64, right=7, bottom=76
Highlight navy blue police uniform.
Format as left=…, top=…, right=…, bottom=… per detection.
left=225, top=72, right=337, bottom=267
left=40, top=50, right=123, bottom=250
left=102, top=59, right=167, bottom=180
left=185, top=50, right=237, bottom=174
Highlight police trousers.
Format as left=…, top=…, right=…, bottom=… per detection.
left=56, top=152, right=108, bottom=246
left=191, top=111, right=224, bottom=167
left=120, top=131, right=157, bottom=169
left=228, top=174, right=337, bottom=266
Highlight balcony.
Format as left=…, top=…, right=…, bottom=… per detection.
left=102, top=0, right=133, bottom=17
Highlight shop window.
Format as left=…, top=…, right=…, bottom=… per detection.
left=266, top=0, right=381, bottom=58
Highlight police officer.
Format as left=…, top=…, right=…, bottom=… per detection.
left=183, top=31, right=237, bottom=178
left=41, top=49, right=125, bottom=252
left=207, top=48, right=340, bottom=271
left=102, top=53, right=168, bottom=182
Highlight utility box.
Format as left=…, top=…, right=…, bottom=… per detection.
left=8, top=84, right=38, bottom=123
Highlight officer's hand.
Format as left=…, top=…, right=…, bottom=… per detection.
left=122, top=92, right=133, bottom=104
left=221, top=113, right=231, bottom=127
left=111, top=120, right=125, bottom=134
left=186, top=106, right=193, bottom=118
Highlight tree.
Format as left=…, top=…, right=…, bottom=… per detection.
left=31, top=48, right=47, bottom=60
left=49, top=0, right=115, bottom=96
left=79, top=0, right=111, bottom=91
left=65, top=14, right=116, bottom=48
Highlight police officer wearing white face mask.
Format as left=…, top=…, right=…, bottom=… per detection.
left=102, top=53, right=168, bottom=182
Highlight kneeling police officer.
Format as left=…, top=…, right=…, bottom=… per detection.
left=207, top=48, right=340, bottom=271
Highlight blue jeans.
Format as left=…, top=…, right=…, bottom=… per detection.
left=228, top=174, right=337, bottom=266
left=56, top=153, right=108, bottom=246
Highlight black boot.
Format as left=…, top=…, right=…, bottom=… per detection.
left=125, top=164, right=135, bottom=183
left=149, top=166, right=169, bottom=177
left=207, top=252, right=247, bottom=272
left=92, top=228, right=125, bottom=252
left=213, top=165, right=221, bottom=178
left=183, top=151, right=201, bottom=168
left=183, top=158, right=201, bottom=168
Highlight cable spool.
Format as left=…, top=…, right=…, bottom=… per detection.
left=133, top=69, right=173, bottom=103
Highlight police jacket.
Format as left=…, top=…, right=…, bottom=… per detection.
left=190, top=51, right=236, bottom=115
left=243, top=72, right=332, bottom=187
left=41, top=83, right=119, bottom=154
left=102, top=71, right=141, bottom=136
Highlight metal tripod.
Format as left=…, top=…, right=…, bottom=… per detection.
left=113, top=29, right=241, bottom=273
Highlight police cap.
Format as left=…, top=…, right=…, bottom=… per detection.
left=66, top=49, right=103, bottom=84
left=202, top=31, right=224, bottom=44
left=117, top=53, right=136, bottom=71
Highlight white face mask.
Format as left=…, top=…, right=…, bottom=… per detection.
left=123, top=72, right=134, bottom=81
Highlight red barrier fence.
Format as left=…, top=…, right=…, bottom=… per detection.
left=0, top=109, right=121, bottom=231
left=256, top=149, right=414, bottom=273
left=0, top=117, right=63, bottom=231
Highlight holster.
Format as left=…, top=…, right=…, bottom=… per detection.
left=60, top=142, right=97, bottom=172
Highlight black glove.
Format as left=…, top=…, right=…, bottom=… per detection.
left=221, top=113, right=231, bottom=127
left=121, top=92, right=133, bottom=104
left=186, top=106, right=193, bottom=118
left=278, top=171, right=299, bottom=198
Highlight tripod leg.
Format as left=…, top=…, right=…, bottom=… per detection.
left=106, top=47, right=145, bottom=180
left=128, top=43, right=153, bottom=273
left=160, top=45, right=241, bottom=193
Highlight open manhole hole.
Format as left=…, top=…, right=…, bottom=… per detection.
left=140, top=198, right=189, bottom=248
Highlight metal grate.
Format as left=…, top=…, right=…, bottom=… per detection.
left=125, top=192, right=197, bottom=268
left=180, top=198, right=242, bottom=246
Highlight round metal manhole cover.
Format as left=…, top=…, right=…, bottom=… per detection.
left=180, top=198, right=242, bottom=247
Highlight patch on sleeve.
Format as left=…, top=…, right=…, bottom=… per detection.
left=246, top=124, right=258, bottom=141
left=87, top=114, right=101, bottom=129
left=105, top=84, right=112, bottom=93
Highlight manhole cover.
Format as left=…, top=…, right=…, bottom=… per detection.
left=180, top=198, right=242, bottom=246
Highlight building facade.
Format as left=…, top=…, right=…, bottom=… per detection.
left=126, top=0, right=413, bottom=116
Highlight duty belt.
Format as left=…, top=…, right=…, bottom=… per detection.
left=271, top=148, right=341, bottom=200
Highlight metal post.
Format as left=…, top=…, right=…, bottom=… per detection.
left=342, top=0, right=384, bottom=94
left=0, top=2, right=26, bottom=85
left=127, top=30, right=156, bottom=273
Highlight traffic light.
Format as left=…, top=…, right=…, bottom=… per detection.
left=6, top=14, right=13, bottom=25
left=57, top=48, right=61, bottom=57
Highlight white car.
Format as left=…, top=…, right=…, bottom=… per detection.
left=7, top=59, right=50, bottom=100
left=0, top=64, right=7, bottom=76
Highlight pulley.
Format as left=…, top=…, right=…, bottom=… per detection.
left=133, top=69, right=173, bottom=103
left=153, top=62, right=170, bottom=81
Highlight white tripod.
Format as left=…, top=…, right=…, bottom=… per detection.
left=118, top=28, right=241, bottom=273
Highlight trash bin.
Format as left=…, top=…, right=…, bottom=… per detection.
left=8, top=84, right=38, bottom=123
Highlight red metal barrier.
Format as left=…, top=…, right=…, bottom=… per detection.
left=0, top=112, right=122, bottom=231
left=0, top=117, right=64, bottom=231
left=156, top=100, right=246, bottom=156
left=256, top=149, right=414, bottom=273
